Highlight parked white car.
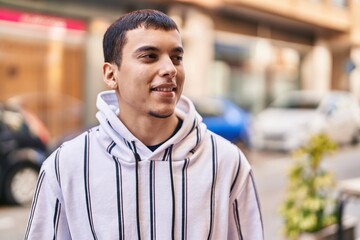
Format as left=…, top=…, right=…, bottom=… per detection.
left=250, top=90, right=360, bottom=151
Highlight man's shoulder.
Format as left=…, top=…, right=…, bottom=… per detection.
left=204, top=131, right=251, bottom=168
left=41, top=127, right=100, bottom=174
left=47, top=127, right=99, bottom=161
left=62, top=126, right=100, bottom=151
left=206, top=131, right=238, bottom=153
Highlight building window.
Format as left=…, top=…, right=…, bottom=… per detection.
left=213, top=32, right=303, bottom=113
left=330, top=0, right=348, bottom=7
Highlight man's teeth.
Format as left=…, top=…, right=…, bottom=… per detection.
left=154, top=87, right=173, bottom=92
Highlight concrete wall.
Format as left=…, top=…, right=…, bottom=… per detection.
left=301, top=40, right=332, bottom=92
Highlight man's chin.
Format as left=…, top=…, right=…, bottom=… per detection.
left=148, top=111, right=173, bottom=119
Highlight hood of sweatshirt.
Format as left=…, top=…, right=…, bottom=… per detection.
left=95, top=90, right=207, bottom=162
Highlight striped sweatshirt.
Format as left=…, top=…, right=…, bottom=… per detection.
left=25, top=90, right=264, bottom=240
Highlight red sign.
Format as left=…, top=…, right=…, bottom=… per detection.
left=0, top=8, right=86, bottom=30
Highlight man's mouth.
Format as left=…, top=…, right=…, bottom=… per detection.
left=152, top=87, right=176, bottom=92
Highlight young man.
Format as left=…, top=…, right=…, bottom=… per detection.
left=25, top=9, right=263, bottom=239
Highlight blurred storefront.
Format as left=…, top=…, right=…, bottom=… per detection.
left=0, top=0, right=360, bottom=139
left=0, top=7, right=86, bottom=140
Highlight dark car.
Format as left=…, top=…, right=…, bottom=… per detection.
left=193, top=97, right=251, bottom=147
left=0, top=104, right=49, bottom=205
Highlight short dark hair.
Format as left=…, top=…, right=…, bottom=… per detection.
left=103, top=9, right=179, bottom=66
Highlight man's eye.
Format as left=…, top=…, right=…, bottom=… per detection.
left=142, top=54, right=157, bottom=59
left=172, top=56, right=183, bottom=64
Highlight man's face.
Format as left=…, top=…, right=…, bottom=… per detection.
left=113, top=27, right=185, bottom=120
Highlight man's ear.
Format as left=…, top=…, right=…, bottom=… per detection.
left=103, top=62, right=118, bottom=89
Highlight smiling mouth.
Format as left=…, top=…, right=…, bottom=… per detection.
left=151, top=87, right=176, bottom=92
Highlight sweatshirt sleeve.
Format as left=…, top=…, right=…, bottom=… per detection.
left=24, top=150, right=71, bottom=240
left=227, top=153, right=264, bottom=240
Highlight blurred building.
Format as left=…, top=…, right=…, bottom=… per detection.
left=0, top=0, right=360, bottom=139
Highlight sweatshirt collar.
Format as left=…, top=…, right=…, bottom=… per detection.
left=96, top=90, right=205, bottom=162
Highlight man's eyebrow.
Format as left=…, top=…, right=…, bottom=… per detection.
left=134, top=46, right=184, bottom=54
left=172, top=47, right=184, bottom=54
left=135, top=46, right=159, bottom=53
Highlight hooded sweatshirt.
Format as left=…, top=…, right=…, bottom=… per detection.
left=25, top=90, right=263, bottom=240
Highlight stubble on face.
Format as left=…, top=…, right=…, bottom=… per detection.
left=148, top=110, right=175, bottom=119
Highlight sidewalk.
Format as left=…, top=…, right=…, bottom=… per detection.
left=250, top=152, right=289, bottom=240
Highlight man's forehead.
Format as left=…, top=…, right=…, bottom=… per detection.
left=124, top=27, right=183, bottom=50
left=126, top=27, right=180, bottom=40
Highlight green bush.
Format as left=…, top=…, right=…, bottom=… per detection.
left=280, top=133, right=338, bottom=239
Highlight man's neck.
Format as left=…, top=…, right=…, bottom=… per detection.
left=147, top=117, right=182, bottom=151
left=119, top=114, right=180, bottom=146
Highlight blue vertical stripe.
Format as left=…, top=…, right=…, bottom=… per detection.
left=106, top=141, right=116, bottom=154
left=190, top=126, right=200, bottom=154
left=54, top=148, right=61, bottom=188
left=149, top=161, right=156, bottom=240
left=113, top=156, right=124, bottom=240
left=162, top=148, right=169, bottom=161
left=181, top=158, right=189, bottom=240
left=207, top=135, right=217, bottom=240
left=230, top=152, right=242, bottom=196
left=233, top=199, right=243, bottom=240
left=250, top=170, right=264, bottom=238
left=168, top=145, right=176, bottom=240
left=53, top=198, right=61, bottom=240
left=25, top=170, right=46, bottom=240
left=108, top=141, right=125, bottom=239
left=132, top=141, right=142, bottom=240
left=84, top=133, right=98, bottom=240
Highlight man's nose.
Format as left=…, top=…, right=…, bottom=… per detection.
left=159, top=57, right=177, bottom=78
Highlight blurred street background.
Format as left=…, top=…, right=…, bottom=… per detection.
left=1, top=0, right=360, bottom=239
